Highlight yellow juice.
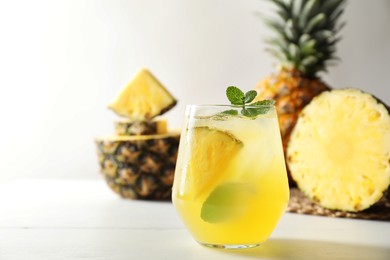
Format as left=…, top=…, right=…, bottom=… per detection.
left=172, top=105, right=289, bottom=248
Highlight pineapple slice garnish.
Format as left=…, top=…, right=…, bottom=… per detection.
left=287, top=89, right=390, bottom=212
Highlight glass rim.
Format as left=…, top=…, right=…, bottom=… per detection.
left=186, top=104, right=275, bottom=108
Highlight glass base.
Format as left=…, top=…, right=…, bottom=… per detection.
left=199, top=242, right=261, bottom=249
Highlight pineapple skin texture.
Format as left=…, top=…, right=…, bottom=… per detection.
left=96, top=133, right=180, bottom=200
left=255, top=69, right=330, bottom=180
left=287, top=89, right=390, bottom=212
left=114, top=119, right=168, bottom=136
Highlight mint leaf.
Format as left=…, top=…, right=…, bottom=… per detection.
left=241, top=108, right=262, bottom=117
left=226, top=86, right=245, bottom=105
left=212, top=109, right=238, bottom=120
left=221, top=109, right=239, bottom=115
left=248, top=99, right=275, bottom=115
left=245, top=107, right=272, bottom=116
left=201, top=183, right=239, bottom=223
left=251, top=99, right=275, bottom=106
left=201, top=183, right=255, bottom=223
left=244, top=90, right=257, bottom=104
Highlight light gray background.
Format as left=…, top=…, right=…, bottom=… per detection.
left=0, top=0, right=389, bottom=183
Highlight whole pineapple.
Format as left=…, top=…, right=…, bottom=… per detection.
left=254, top=0, right=347, bottom=177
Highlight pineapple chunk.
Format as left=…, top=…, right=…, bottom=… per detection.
left=108, top=68, right=177, bottom=120
left=287, top=89, right=390, bottom=212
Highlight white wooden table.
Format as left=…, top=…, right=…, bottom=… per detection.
left=0, top=180, right=388, bottom=260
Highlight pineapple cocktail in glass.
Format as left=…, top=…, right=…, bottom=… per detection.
left=172, top=96, right=289, bottom=249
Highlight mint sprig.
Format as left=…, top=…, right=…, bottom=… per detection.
left=225, top=86, right=275, bottom=117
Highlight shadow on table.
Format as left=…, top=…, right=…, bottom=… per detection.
left=218, top=239, right=390, bottom=260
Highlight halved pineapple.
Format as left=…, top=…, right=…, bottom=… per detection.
left=96, top=132, right=180, bottom=200
left=108, top=68, right=177, bottom=120
left=287, top=88, right=390, bottom=212
left=97, top=68, right=179, bottom=200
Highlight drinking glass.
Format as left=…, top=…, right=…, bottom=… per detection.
left=172, top=105, right=289, bottom=249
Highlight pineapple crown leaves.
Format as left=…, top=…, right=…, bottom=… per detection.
left=262, top=0, right=347, bottom=77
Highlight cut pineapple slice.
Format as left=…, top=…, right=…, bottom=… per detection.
left=186, top=127, right=243, bottom=197
left=108, top=68, right=177, bottom=120
left=287, top=89, right=390, bottom=212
